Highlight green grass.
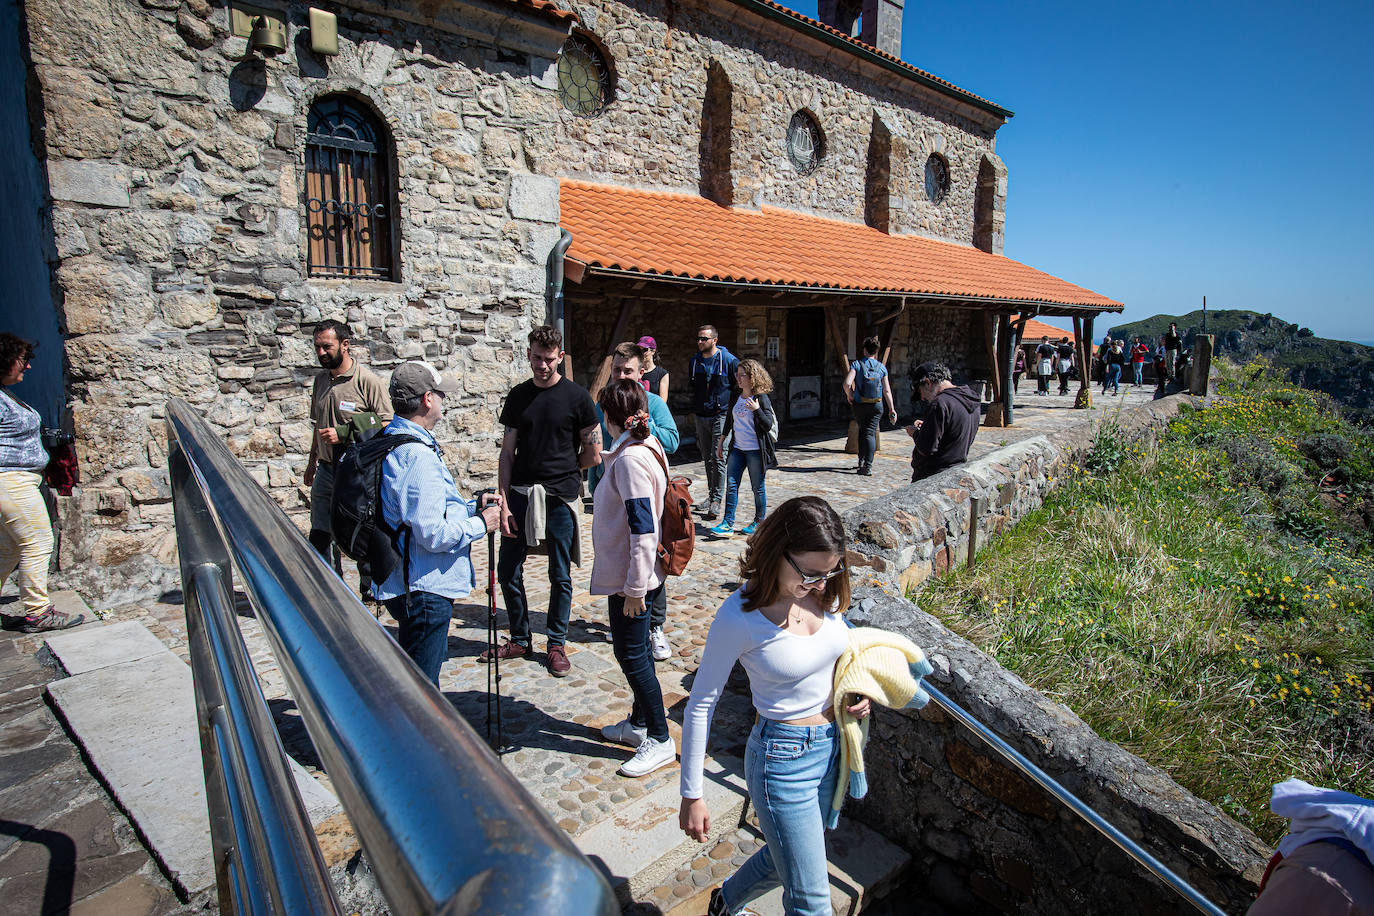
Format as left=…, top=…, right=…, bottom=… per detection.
left=919, top=359, right=1374, bottom=843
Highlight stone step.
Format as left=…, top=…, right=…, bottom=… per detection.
left=575, top=752, right=749, bottom=905
left=43, top=621, right=342, bottom=898
left=661, top=816, right=912, bottom=916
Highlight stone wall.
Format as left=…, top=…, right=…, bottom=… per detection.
left=553, top=0, right=1009, bottom=249
left=840, top=393, right=1271, bottom=914
left=25, top=0, right=569, bottom=600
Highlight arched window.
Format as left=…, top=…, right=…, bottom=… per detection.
left=865, top=113, right=891, bottom=232
left=786, top=110, right=824, bottom=177
left=557, top=33, right=615, bottom=117
left=305, top=95, right=396, bottom=280
left=699, top=61, right=733, bottom=205
left=924, top=152, right=950, bottom=205
left=974, top=156, right=998, bottom=253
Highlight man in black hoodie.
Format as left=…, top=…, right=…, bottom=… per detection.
left=905, top=362, right=981, bottom=481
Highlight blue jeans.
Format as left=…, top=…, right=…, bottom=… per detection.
left=1105, top=363, right=1121, bottom=392
left=722, top=448, right=765, bottom=528
left=720, top=719, right=840, bottom=916
left=608, top=587, right=669, bottom=742
left=851, top=401, right=880, bottom=468
left=1132, top=362, right=1144, bottom=385
left=694, top=413, right=728, bottom=505
left=498, top=490, right=575, bottom=648
left=382, top=591, right=453, bottom=685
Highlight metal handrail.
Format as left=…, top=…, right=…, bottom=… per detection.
left=167, top=398, right=618, bottom=915
left=923, top=683, right=1228, bottom=916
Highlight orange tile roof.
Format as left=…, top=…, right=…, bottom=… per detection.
left=735, top=0, right=1009, bottom=117
left=1018, top=318, right=1076, bottom=343
left=561, top=180, right=1123, bottom=312
left=507, top=0, right=578, bottom=24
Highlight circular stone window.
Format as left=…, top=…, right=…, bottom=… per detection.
left=557, top=35, right=614, bottom=117
left=924, top=153, right=950, bottom=204
left=786, top=111, right=824, bottom=176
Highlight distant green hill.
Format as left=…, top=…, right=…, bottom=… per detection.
left=1109, top=309, right=1374, bottom=423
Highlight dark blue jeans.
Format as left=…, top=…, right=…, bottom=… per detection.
left=851, top=401, right=880, bottom=468
left=608, top=586, right=669, bottom=742
left=382, top=590, right=453, bottom=686
left=498, top=490, right=576, bottom=649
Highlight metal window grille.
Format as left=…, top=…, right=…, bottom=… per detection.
left=924, top=152, right=950, bottom=205
left=305, top=97, right=394, bottom=280
left=786, top=111, right=823, bottom=176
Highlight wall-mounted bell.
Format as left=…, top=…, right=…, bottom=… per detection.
left=248, top=14, right=287, bottom=55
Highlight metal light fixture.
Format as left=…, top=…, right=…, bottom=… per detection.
left=248, top=13, right=287, bottom=55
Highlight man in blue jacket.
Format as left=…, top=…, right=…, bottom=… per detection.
left=688, top=325, right=737, bottom=519
left=589, top=341, right=680, bottom=661
left=374, top=361, right=501, bottom=685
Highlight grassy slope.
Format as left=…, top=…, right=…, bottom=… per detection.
left=919, top=361, right=1374, bottom=843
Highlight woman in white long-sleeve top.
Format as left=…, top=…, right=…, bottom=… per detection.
left=591, top=379, right=676, bottom=778
left=679, top=496, right=872, bottom=916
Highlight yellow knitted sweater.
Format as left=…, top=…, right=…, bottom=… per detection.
left=828, top=627, right=933, bottom=828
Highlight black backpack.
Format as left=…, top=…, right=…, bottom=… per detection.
left=330, top=432, right=423, bottom=588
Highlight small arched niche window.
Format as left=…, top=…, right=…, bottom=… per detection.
left=558, top=33, right=615, bottom=117
left=786, top=110, right=824, bottom=177
left=924, top=152, right=950, bottom=205
left=305, top=94, right=397, bottom=280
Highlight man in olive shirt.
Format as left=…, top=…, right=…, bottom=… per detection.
left=303, top=319, right=392, bottom=595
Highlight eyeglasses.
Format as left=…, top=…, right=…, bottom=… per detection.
left=697, top=336, right=713, bottom=342
left=784, top=553, right=846, bottom=586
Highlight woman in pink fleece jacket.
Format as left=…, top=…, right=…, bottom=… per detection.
left=591, top=379, right=675, bottom=778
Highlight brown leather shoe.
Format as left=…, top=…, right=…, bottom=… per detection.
left=479, top=640, right=530, bottom=663
left=546, top=644, right=571, bottom=677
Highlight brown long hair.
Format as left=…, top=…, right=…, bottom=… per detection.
left=739, top=496, right=849, bottom=612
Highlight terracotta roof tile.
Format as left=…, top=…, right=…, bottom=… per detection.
left=507, top=0, right=578, bottom=24
left=1018, top=318, right=1076, bottom=342
left=561, top=180, right=1122, bottom=311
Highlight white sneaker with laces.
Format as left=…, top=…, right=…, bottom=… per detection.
left=601, top=717, right=647, bottom=748
left=618, top=735, right=676, bottom=778
left=649, top=626, right=671, bottom=661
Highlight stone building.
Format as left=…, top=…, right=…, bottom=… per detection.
left=1, top=0, right=1119, bottom=598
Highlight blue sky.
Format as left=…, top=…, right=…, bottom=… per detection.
left=786, top=0, right=1374, bottom=343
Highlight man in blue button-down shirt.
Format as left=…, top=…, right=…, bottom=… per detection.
left=374, top=361, right=501, bottom=685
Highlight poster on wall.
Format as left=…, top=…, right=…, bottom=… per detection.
left=789, top=375, right=821, bottom=419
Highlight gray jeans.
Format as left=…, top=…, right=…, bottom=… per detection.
left=693, top=412, right=728, bottom=506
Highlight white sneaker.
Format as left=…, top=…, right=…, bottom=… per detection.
left=618, top=735, right=676, bottom=778
left=601, top=717, right=647, bottom=748
left=649, top=626, right=671, bottom=661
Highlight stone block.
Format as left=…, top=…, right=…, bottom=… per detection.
left=160, top=290, right=219, bottom=328
left=118, top=468, right=171, bottom=503
left=43, top=619, right=164, bottom=676
left=48, top=159, right=130, bottom=207
left=508, top=173, right=559, bottom=223
left=58, top=258, right=155, bottom=334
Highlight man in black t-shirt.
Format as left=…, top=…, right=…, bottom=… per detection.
left=1163, top=322, right=1182, bottom=383
left=1034, top=336, right=1056, bottom=396
left=483, top=325, right=600, bottom=677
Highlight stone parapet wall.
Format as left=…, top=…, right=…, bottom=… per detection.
left=841, top=392, right=1271, bottom=914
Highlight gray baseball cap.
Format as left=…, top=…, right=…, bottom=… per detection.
left=389, top=361, right=461, bottom=400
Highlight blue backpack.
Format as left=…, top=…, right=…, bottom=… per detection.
left=856, top=358, right=884, bottom=401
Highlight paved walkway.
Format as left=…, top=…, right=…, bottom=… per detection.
left=2, top=381, right=1167, bottom=914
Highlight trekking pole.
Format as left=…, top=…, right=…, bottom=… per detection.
left=480, top=488, right=508, bottom=754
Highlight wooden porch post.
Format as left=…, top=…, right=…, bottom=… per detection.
left=1074, top=315, right=1093, bottom=409
left=824, top=305, right=862, bottom=454
left=590, top=297, right=633, bottom=401
left=982, top=311, right=1006, bottom=428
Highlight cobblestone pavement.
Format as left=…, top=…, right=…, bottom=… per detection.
left=16, top=382, right=1165, bottom=913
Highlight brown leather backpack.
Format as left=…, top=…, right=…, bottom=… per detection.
left=628, top=442, right=696, bottom=576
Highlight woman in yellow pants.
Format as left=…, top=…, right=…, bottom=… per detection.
left=0, top=333, right=81, bottom=632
